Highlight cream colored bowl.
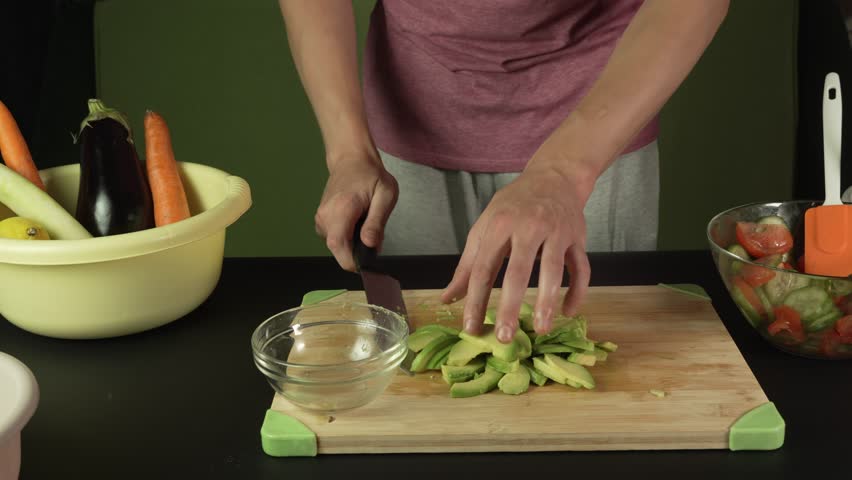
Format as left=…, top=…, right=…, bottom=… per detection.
left=0, top=162, right=251, bottom=339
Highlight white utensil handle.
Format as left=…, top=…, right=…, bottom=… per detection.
left=824, top=72, right=843, bottom=205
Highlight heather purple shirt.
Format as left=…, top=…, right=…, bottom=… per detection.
left=362, top=0, right=659, bottom=173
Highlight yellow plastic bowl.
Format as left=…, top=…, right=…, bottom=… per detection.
left=0, top=162, right=252, bottom=339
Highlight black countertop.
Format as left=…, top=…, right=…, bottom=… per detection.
left=2, top=251, right=848, bottom=479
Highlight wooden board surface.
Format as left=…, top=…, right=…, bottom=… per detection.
left=269, top=285, right=769, bottom=453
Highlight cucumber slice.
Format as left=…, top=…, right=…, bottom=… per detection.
left=804, top=307, right=843, bottom=333
left=730, top=282, right=763, bottom=327
left=782, top=286, right=833, bottom=321
left=758, top=215, right=789, bottom=227
left=724, top=244, right=750, bottom=275
left=755, top=287, right=775, bottom=322
left=829, top=279, right=852, bottom=298
left=762, top=270, right=810, bottom=305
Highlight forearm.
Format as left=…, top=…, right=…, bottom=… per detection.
left=277, top=0, right=377, bottom=168
left=532, top=0, right=730, bottom=197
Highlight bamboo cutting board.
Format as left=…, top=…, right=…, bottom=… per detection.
left=268, top=285, right=779, bottom=454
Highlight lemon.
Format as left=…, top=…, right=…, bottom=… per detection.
left=0, top=216, right=51, bottom=240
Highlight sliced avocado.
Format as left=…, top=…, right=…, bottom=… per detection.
left=459, top=325, right=524, bottom=362
left=426, top=340, right=458, bottom=370
left=533, top=315, right=587, bottom=345
left=558, top=337, right=596, bottom=351
left=446, top=339, right=490, bottom=366
left=441, top=358, right=486, bottom=385
left=498, top=366, right=531, bottom=395
left=592, top=348, right=609, bottom=362
left=486, top=355, right=520, bottom=373
left=543, top=353, right=595, bottom=389
left=521, top=359, right=548, bottom=386
left=595, top=341, right=619, bottom=353
left=532, top=344, right=583, bottom=355
left=450, top=366, right=504, bottom=398
left=531, top=356, right=579, bottom=387
left=483, top=307, right=496, bottom=325
left=407, top=329, right=453, bottom=352
left=519, top=302, right=535, bottom=331
left=567, top=352, right=596, bottom=367
left=413, top=324, right=461, bottom=336
left=516, top=329, right=532, bottom=359
left=411, top=336, right=458, bottom=372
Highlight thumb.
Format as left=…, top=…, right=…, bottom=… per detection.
left=361, top=176, right=398, bottom=249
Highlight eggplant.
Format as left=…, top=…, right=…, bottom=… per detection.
left=74, top=99, right=154, bottom=237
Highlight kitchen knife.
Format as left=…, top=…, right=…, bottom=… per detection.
left=352, top=217, right=415, bottom=376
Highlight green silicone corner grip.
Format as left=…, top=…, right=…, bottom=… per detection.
left=729, top=402, right=785, bottom=451
left=260, top=409, right=318, bottom=457
left=301, top=289, right=347, bottom=306
left=657, top=283, right=711, bottom=301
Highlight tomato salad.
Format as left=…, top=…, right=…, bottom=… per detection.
left=722, top=215, right=852, bottom=357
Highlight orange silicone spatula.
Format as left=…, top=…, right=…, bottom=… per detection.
left=804, top=72, right=852, bottom=277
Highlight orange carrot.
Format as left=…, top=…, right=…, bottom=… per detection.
left=0, top=99, right=46, bottom=191
left=144, top=110, right=190, bottom=226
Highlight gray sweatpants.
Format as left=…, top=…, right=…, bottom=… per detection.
left=379, top=141, right=659, bottom=254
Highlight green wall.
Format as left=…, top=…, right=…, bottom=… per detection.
left=94, top=0, right=798, bottom=257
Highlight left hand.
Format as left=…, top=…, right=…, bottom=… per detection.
left=440, top=153, right=594, bottom=344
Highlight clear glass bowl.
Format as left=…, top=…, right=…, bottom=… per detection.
left=251, top=302, right=409, bottom=413
left=707, top=200, right=852, bottom=359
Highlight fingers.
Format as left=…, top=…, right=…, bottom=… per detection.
left=495, top=233, right=539, bottom=343
left=533, top=239, right=566, bottom=334
left=319, top=195, right=365, bottom=272
left=361, top=175, right=399, bottom=249
left=460, top=217, right=511, bottom=338
left=562, top=243, right=591, bottom=316
left=441, top=223, right=484, bottom=305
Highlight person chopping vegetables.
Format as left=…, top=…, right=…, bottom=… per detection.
left=277, top=0, right=730, bottom=343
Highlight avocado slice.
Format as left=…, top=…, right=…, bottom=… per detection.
left=446, top=339, right=490, bottom=366
left=532, top=343, right=583, bottom=355
left=531, top=356, right=579, bottom=387
left=458, top=325, right=526, bottom=361
left=592, top=348, right=608, bottom=362
left=407, top=329, right=453, bottom=352
left=441, top=358, right=486, bottom=385
left=413, top=324, right=461, bottom=336
left=450, top=366, right=504, bottom=398
left=595, top=341, right=618, bottom=353
left=411, top=336, right=458, bottom=372
left=498, top=366, right=531, bottom=395
left=426, top=340, right=458, bottom=370
left=486, top=355, right=520, bottom=373
left=483, top=307, right=497, bottom=325
left=567, top=352, right=596, bottom=367
left=543, top=353, right=595, bottom=389
left=533, top=315, right=588, bottom=345
left=521, top=359, right=548, bottom=386
left=518, top=302, right=535, bottom=331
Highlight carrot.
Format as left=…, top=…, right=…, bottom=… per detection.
left=0, top=99, right=46, bottom=191
left=144, top=110, right=190, bottom=226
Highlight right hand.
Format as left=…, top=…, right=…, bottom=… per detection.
left=315, top=153, right=399, bottom=272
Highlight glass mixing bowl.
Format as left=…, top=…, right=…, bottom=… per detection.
left=707, top=200, right=852, bottom=359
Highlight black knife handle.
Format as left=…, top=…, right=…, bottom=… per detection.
left=352, top=215, right=377, bottom=272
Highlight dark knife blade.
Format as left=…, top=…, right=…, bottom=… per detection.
left=352, top=217, right=415, bottom=375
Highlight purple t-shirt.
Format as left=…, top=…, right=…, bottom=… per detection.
left=362, top=0, right=659, bottom=173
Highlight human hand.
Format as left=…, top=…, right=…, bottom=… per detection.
left=440, top=160, right=593, bottom=344
left=315, top=153, right=399, bottom=272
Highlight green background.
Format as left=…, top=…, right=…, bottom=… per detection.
left=92, top=0, right=798, bottom=257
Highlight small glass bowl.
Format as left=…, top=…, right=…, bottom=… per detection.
left=251, top=302, right=409, bottom=413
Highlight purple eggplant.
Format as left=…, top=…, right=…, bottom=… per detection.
left=74, top=99, right=154, bottom=237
